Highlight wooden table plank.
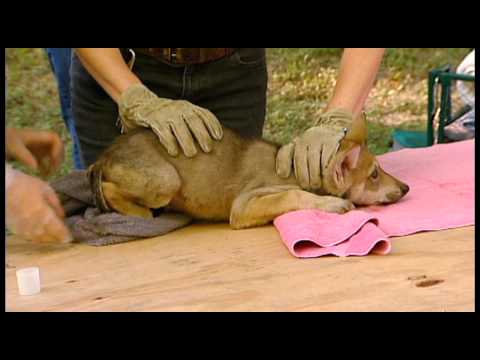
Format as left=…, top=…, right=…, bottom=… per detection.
left=5, top=224, right=474, bottom=312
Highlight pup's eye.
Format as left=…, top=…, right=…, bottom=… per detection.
left=370, top=168, right=379, bottom=180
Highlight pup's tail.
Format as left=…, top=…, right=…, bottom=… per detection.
left=87, top=161, right=111, bottom=213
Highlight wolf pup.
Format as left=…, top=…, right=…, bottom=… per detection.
left=88, top=114, right=409, bottom=229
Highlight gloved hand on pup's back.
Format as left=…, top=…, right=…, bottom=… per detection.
left=118, top=83, right=224, bottom=158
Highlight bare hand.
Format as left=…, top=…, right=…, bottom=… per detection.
left=6, top=128, right=64, bottom=176
left=6, top=168, right=72, bottom=244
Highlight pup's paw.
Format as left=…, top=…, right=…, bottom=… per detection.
left=313, top=196, right=355, bottom=214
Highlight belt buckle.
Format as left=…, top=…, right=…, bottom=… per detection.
left=170, top=48, right=177, bottom=63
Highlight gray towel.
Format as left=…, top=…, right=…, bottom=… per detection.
left=51, top=170, right=192, bottom=246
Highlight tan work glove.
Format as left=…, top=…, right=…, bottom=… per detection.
left=118, top=84, right=224, bottom=157
left=275, top=108, right=353, bottom=190
left=5, top=165, right=73, bottom=244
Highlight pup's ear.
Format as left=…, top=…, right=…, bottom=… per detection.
left=333, top=144, right=361, bottom=188
left=344, top=112, right=368, bottom=145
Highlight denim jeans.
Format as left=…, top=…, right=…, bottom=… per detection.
left=45, top=48, right=85, bottom=169
left=71, top=48, right=268, bottom=166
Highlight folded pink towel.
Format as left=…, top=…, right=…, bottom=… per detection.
left=274, top=139, right=475, bottom=258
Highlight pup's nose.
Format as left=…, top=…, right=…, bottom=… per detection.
left=400, top=184, right=410, bottom=195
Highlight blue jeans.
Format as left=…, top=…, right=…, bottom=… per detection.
left=45, top=48, right=85, bottom=169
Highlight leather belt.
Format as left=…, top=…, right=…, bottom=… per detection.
left=132, top=48, right=236, bottom=65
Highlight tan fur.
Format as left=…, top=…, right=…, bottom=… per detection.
left=88, top=118, right=409, bottom=229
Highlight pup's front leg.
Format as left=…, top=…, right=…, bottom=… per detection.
left=230, top=186, right=354, bottom=229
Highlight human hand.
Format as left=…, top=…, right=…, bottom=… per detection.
left=6, top=128, right=64, bottom=176
left=118, top=84, right=223, bottom=157
left=6, top=167, right=72, bottom=244
left=275, top=109, right=353, bottom=190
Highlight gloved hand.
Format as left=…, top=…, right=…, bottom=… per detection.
left=275, top=108, right=353, bottom=190
left=6, top=128, right=64, bottom=176
left=118, top=83, right=224, bottom=157
left=5, top=165, right=73, bottom=244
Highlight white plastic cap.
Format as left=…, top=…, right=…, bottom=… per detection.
left=16, top=267, right=41, bottom=296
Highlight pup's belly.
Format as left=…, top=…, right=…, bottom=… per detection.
left=168, top=187, right=235, bottom=221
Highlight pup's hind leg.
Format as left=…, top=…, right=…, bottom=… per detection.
left=230, top=186, right=354, bottom=229
left=98, top=147, right=182, bottom=218
left=101, top=182, right=155, bottom=218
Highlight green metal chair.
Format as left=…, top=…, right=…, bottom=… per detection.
left=392, top=65, right=475, bottom=149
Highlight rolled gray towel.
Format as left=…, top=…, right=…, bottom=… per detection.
left=50, top=170, right=192, bottom=246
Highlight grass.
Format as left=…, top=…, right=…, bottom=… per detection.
left=6, top=48, right=472, bottom=181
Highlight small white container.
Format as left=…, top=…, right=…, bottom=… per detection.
left=16, top=267, right=41, bottom=296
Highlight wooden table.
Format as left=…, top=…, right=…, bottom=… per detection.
left=5, top=224, right=474, bottom=312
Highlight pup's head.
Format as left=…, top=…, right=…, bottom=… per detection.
left=323, top=114, right=409, bottom=206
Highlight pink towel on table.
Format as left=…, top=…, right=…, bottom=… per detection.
left=274, top=139, right=475, bottom=258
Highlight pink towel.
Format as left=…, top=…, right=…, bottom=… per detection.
left=274, top=139, right=475, bottom=258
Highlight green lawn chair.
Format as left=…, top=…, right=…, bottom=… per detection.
left=392, top=65, right=475, bottom=149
